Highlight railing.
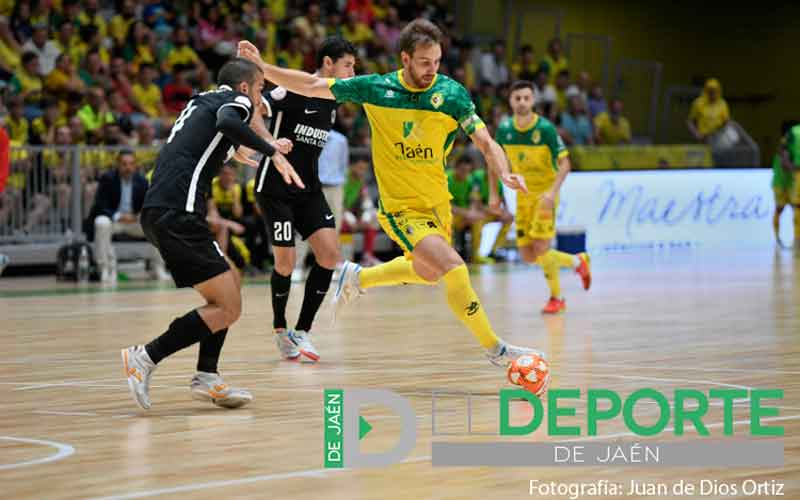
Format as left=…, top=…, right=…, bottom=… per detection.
left=1, top=145, right=159, bottom=245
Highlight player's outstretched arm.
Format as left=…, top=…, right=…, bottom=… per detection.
left=238, top=40, right=335, bottom=100
left=470, top=127, right=528, bottom=208
left=540, top=155, right=571, bottom=210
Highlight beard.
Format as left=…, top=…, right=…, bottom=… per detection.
left=406, top=65, right=435, bottom=89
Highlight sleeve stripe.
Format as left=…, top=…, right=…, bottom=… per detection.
left=557, top=150, right=569, bottom=159
left=261, top=96, right=272, bottom=118
left=218, top=102, right=251, bottom=123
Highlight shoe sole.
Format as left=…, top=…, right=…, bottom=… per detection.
left=121, top=348, right=150, bottom=410
left=579, top=254, right=592, bottom=290
left=299, top=349, right=320, bottom=363
left=191, top=387, right=253, bottom=409
left=541, top=307, right=566, bottom=315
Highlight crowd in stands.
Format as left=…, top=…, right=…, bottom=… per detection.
left=0, top=0, right=736, bottom=270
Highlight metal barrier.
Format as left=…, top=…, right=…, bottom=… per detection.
left=1, top=145, right=158, bottom=247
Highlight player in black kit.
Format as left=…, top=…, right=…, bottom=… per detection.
left=121, top=58, right=302, bottom=410
left=249, top=37, right=356, bottom=363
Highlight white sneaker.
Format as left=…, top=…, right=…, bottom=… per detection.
left=331, top=260, right=364, bottom=324
left=288, top=330, right=319, bottom=363
left=121, top=345, right=156, bottom=409
left=486, top=341, right=546, bottom=368
left=190, top=372, right=253, bottom=408
left=274, top=328, right=300, bottom=360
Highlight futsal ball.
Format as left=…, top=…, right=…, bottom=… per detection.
left=507, top=354, right=550, bottom=397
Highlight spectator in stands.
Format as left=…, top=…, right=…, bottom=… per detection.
left=512, top=44, right=538, bottom=81
left=55, top=21, right=81, bottom=66
left=293, top=2, right=327, bottom=48
left=22, top=23, right=60, bottom=75
left=42, top=125, right=73, bottom=216
left=554, top=69, right=570, bottom=113
left=540, top=37, right=568, bottom=83
left=341, top=9, right=374, bottom=46
left=587, top=83, right=607, bottom=118
left=109, top=0, right=137, bottom=46
left=68, top=115, right=85, bottom=145
left=78, top=87, right=115, bottom=143
left=87, top=149, right=161, bottom=283
left=5, top=96, right=29, bottom=146
left=341, top=154, right=381, bottom=267
left=132, top=63, right=167, bottom=124
left=109, top=57, right=137, bottom=111
left=375, top=6, right=403, bottom=53
left=480, top=38, right=510, bottom=87
left=576, top=70, right=591, bottom=102
left=10, top=52, right=43, bottom=113
left=45, top=53, right=86, bottom=102
left=9, top=1, right=33, bottom=45
left=277, top=35, right=305, bottom=69
left=559, top=93, right=594, bottom=146
left=346, top=0, right=377, bottom=25
left=594, top=97, right=632, bottom=145
left=163, top=66, right=193, bottom=115
left=687, top=78, right=730, bottom=142
left=30, top=99, right=65, bottom=145
left=477, top=80, right=500, bottom=118
left=79, top=49, right=111, bottom=89
left=0, top=16, right=20, bottom=81
left=124, top=21, right=157, bottom=70
left=79, top=0, right=108, bottom=39
left=533, top=69, right=556, bottom=113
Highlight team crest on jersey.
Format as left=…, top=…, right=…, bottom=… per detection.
left=532, top=130, right=541, bottom=144
left=430, top=92, right=444, bottom=109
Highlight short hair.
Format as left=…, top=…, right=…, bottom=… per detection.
left=510, top=80, right=534, bottom=94
left=118, top=149, right=135, bottom=160
left=316, top=36, right=356, bottom=69
left=556, top=69, right=570, bottom=78
left=520, top=44, right=534, bottom=54
left=217, top=58, right=263, bottom=88
left=398, top=18, right=442, bottom=56
left=21, top=51, right=38, bottom=65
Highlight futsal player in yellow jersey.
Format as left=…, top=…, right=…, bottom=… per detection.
left=238, top=20, right=545, bottom=368
left=495, top=81, right=592, bottom=314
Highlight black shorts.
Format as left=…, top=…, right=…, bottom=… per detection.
left=256, top=190, right=335, bottom=247
left=141, top=207, right=230, bottom=288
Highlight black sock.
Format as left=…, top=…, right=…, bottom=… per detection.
left=197, top=328, right=228, bottom=373
left=145, top=310, right=213, bottom=365
left=271, top=269, right=291, bottom=329
left=295, top=263, right=334, bottom=332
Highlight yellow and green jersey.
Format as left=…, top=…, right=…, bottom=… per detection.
left=784, top=124, right=800, bottom=166
left=328, top=70, right=485, bottom=212
left=495, top=114, right=567, bottom=195
left=772, top=154, right=793, bottom=189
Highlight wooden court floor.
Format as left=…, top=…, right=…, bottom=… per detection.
left=1, top=248, right=799, bottom=499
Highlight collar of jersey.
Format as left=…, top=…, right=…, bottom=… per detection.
left=513, top=113, right=539, bottom=133
left=396, top=69, right=438, bottom=93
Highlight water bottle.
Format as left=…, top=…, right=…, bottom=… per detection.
left=77, top=245, right=90, bottom=283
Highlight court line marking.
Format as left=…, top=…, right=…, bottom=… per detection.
left=86, top=414, right=800, bottom=500
left=0, top=436, right=75, bottom=471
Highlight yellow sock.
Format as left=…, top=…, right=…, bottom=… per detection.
left=551, top=249, right=577, bottom=269
left=359, top=256, right=434, bottom=289
left=491, top=223, right=511, bottom=254
left=535, top=251, right=561, bottom=298
left=470, top=220, right=484, bottom=260
left=442, top=264, right=500, bottom=349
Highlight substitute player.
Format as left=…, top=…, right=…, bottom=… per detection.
left=121, top=58, right=302, bottom=410
left=780, top=121, right=800, bottom=248
left=495, top=80, right=591, bottom=314
left=239, top=20, right=544, bottom=368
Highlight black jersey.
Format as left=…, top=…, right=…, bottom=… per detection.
left=143, top=85, right=254, bottom=216
left=254, top=86, right=337, bottom=198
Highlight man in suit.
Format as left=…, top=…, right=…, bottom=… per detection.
left=88, top=149, right=166, bottom=282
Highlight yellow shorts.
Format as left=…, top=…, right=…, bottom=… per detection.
left=516, top=193, right=558, bottom=246
left=775, top=186, right=792, bottom=207
left=378, top=201, right=452, bottom=257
